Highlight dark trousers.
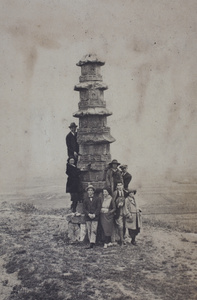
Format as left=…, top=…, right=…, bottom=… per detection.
left=70, top=193, right=79, bottom=212
left=104, top=236, right=111, bottom=244
left=128, top=228, right=140, bottom=240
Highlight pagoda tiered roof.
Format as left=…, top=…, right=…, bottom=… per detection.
left=74, top=82, right=108, bottom=91
left=73, top=107, right=112, bottom=117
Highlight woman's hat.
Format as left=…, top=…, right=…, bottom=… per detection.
left=108, top=159, right=120, bottom=166
left=126, top=189, right=137, bottom=195
left=86, top=184, right=95, bottom=191
left=69, top=122, right=78, bottom=128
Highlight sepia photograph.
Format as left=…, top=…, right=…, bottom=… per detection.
left=0, top=1, right=197, bottom=299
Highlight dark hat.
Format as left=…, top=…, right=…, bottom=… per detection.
left=119, top=164, right=128, bottom=170
left=86, top=184, right=95, bottom=191
left=109, top=159, right=120, bottom=166
left=69, top=122, right=78, bottom=128
left=126, top=189, right=137, bottom=195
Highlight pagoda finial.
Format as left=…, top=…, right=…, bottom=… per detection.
left=76, top=53, right=105, bottom=66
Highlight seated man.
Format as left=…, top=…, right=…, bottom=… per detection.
left=83, top=185, right=101, bottom=249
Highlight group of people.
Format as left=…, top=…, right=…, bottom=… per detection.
left=83, top=175, right=141, bottom=249
left=65, top=122, right=141, bottom=249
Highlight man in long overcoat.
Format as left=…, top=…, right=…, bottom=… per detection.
left=66, top=122, right=79, bottom=164
left=66, top=157, right=81, bottom=212
left=123, top=189, right=142, bottom=245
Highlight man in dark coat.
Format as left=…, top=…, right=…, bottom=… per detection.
left=119, top=165, right=132, bottom=190
left=66, top=157, right=81, bottom=212
left=83, top=185, right=101, bottom=249
left=66, top=122, right=79, bottom=165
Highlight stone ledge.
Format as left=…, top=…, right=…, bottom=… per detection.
left=74, top=82, right=108, bottom=91
left=73, top=107, right=112, bottom=117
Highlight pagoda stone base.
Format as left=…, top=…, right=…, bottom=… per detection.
left=66, top=203, right=87, bottom=242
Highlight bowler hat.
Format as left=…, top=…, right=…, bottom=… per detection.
left=86, top=184, right=95, bottom=191
left=69, top=122, right=78, bottom=128
left=109, top=159, right=120, bottom=166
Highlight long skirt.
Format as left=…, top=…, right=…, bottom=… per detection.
left=100, top=213, right=114, bottom=236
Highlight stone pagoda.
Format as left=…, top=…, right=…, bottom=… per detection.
left=73, top=54, right=115, bottom=193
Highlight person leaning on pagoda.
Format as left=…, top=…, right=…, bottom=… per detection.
left=119, top=164, right=132, bottom=190
left=105, top=159, right=123, bottom=194
left=66, top=157, right=82, bottom=213
left=65, top=122, right=79, bottom=165
left=83, top=185, right=102, bottom=249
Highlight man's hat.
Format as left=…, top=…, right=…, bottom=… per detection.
left=69, top=122, right=78, bottom=128
left=119, top=164, right=128, bottom=170
left=86, top=184, right=95, bottom=191
left=108, top=159, right=120, bottom=166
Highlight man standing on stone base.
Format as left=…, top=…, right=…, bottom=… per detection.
left=119, top=164, right=132, bottom=190
left=66, top=122, right=79, bottom=165
left=105, top=159, right=123, bottom=194
left=83, top=185, right=101, bottom=249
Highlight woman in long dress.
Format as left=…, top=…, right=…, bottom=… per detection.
left=100, top=188, right=116, bottom=248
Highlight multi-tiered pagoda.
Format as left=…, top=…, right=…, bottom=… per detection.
left=73, top=54, right=115, bottom=192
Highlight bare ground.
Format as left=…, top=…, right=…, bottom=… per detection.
left=0, top=183, right=197, bottom=300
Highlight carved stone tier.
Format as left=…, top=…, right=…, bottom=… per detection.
left=78, top=100, right=106, bottom=109
left=78, top=127, right=111, bottom=134
left=78, top=89, right=105, bottom=102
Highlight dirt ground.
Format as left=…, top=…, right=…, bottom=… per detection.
left=0, top=182, right=197, bottom=300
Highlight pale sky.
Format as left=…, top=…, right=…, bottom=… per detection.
left=0, top=0, right=197, bottom=189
